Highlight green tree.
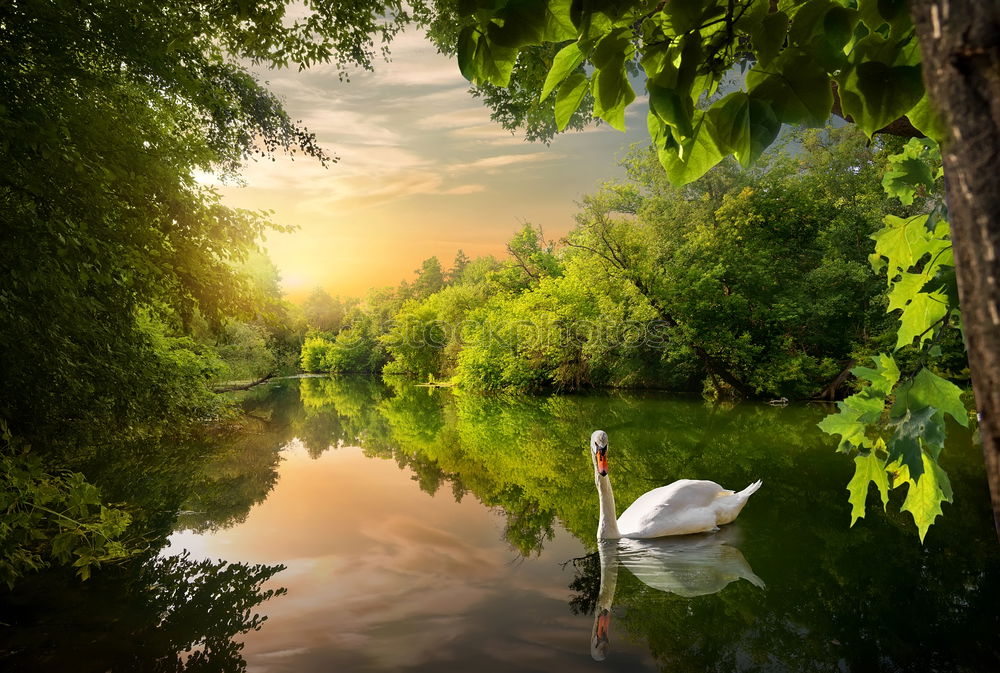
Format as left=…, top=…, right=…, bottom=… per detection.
left=302, top=288, right=353, bottom=334
left=447, top=249, right=472, bottom=285
left=410, top=256, right=447, bottom=300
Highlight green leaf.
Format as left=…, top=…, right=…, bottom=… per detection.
left=888, top=406, right=944, bottom=479
left=822, top=6, right=859, bottom=50
left=706, top=92, right=750, bottom=160
left=841, top=388, right=886, bottom=424
left=883, top=157, right=934, bottom=205
left=846, top=452, right=889, bottom=526
left=746, top=99, right=781, bottom=166
left=457, top=25, right=479, bottom=82
left=788, top=0, right=834, bottom=48
left=887, top=271, right=928, bottom=311
left=858, top=0, right=912, bottom=38
left=871, top=214, right=949, bottom=278
left=662, top=0, right=707, bottom=35
left=881, top=137, right=941, bottom=205
left=899, top=368, right=969, bottom=427
left=752, top=11, right=789, bottom=67
left=656, top=112, right=724, bottom=185
left=591, top=61, right=635, bottom=131
left=817, top=402, right=869, bottom=452
left=907, top=93, right=948, bottom=144
left=537, top=0, right=577, bottom=42
left=838, top=61, right=924, bottom=136
left=895, top=290, right=948, bottom=349
left=851, top=354, right=900, bottom=395
left=747, top=50, right=833, bottom=127
left=649, top=82, right=694, bottom=139
left=900, top=452, right=953, bottom=542
left=555, top=72, right=589, bottom=131
left=459, top=26, right=519, bottom=86
left=540, top=42, right=585, bottom=102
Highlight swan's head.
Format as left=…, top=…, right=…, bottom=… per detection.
left=590, top=608, right=611, bottom=660
left=590, top=430, right=609, bottom=477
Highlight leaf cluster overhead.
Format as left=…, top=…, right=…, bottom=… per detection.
left=454, top=0, right=939, bottom=183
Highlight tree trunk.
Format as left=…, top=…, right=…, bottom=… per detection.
left=212, top=372, right=275, bottom=393
left=910, top=0, right=1000, bottom=537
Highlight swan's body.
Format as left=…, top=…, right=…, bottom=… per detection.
left=591, top=430, right=761, bottom=540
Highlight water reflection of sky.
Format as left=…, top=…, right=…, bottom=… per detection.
left=164, top=442, right=657, bottom=672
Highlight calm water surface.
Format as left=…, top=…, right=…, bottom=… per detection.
left=6, top=376, right=1000, bottom=672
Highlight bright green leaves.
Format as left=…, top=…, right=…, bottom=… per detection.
left=707, top=93, right=780, bottom=167
left=540, top=42, right=585, bottom=101
left=895, top=290, right=948, bottom=349
left=871, top=213, right=954, bottom=349
left=882, top=138, right=943, bottom=206
left=895, top=368, right=969, bottom=429
left=817, top=401, right=874, bottom=452
left=651, top=111, right=724, bottom=185
left=818, top=381, right=888, bottom=452
left=819, top=134, right=968, bottom=542
left=898, top=453, right=954, bottom=542
left=847, top=452, right=889, bottom=526
left=872, top=215, right=948, bottom=278
left=836, top=12, right=925, bottom=136
left=590, top=28, right=636, bottom=131
left=555, top=72, right=589, bottom=130
left=819, top=357, right=966, bottom=540
left=752, top=11, right=790, bottom=67
left=852, top=354, right=900, bottom=395
left=873, top=141, right=954, bottom=350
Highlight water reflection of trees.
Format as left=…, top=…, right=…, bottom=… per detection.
left=1, top=381, right=299, bottom=672
left=0, top=551, right=285, bottom=673
left=294, top=376, right=1000, bottom=672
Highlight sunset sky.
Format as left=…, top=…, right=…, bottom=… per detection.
left=215, top=29, right=648, bottom=300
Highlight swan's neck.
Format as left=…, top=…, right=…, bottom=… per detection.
left=595, top=468, right=622, bottom=540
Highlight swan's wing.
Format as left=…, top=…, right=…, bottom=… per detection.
left=617, top=480, right=726, bottom=537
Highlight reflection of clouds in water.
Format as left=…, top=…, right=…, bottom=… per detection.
left=366, top=515, right=503, bottom=580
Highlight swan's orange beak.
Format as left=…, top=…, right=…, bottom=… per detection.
left=596, top=448, right=608, bottom=476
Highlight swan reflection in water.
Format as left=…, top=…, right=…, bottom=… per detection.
left=583, top=527, right=764, bottom=661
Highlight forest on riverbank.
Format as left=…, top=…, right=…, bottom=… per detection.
left=299, top=127, right=967, bottom=400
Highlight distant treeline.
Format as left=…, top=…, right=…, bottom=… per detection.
left=299, top=127, right=966, bottom=400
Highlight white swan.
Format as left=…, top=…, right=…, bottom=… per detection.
left=590, top=429, right=761, bottom=539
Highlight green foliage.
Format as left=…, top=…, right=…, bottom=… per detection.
left=449, top=0, right=943, bottom=184
left=819, top=136, right=970, bottom=541
left=214, top=322, right=278, bottom=382
left=1, top=427, right=137, bottom=587
left=1, top=0, right=393, bottom=453
left=311, top=126, right=903, bottom=398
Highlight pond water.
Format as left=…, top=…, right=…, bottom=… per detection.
left=4, top=376, right=999, bottom=672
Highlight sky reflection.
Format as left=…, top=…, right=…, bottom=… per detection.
left=165, top=443, right=656, bottom=673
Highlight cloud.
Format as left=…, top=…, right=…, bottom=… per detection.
left=452, top=151, right=564, bottom=172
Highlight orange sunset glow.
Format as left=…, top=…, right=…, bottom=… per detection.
left=214, top=30, right=648, bottom=300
